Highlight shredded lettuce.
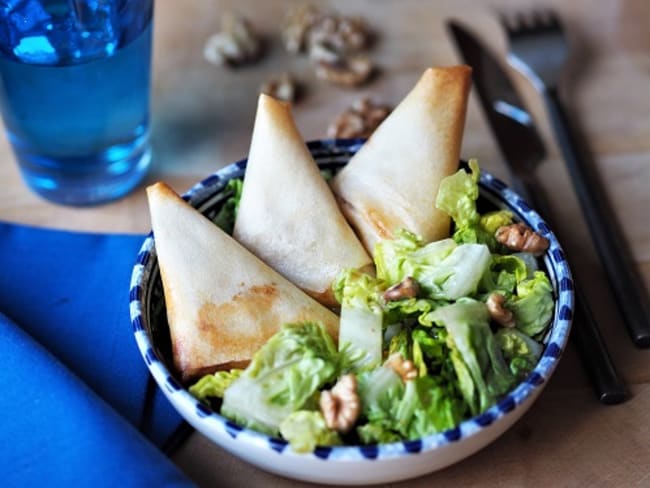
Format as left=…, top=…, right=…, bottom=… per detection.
left=496, top=328, right=543, bottom=379
left=411, top=327, right=446, bottom=373
left=193, top=159, right=558, bottom=452
left=221, top=322, right=338, bottom=435
left=387, top=327, right=411, bottom=361
left=375, top=230, right=456, bottom=285
left=212, top=178, right=243, bottom=234
left=357, top=368, right=465, bottom=441
left=333, top=269, right=384, bottom=370
left=189, top=369, right=243, bottom=401
left=427, top=299, right=515, bottom=415
left=435, top=159, right=481, bottom=231
left=419, top=243, right=491, bottom=300
left=509, top=271, right=554, bottom=337
left=383, top=297, right=440, bottom=327
left=435, top=160, right=508, bottom=251
left=279, top=410, right=342, bottom=453
left=357, top=423, right=402, bottom=444
left=480, top=254, right=530, bottom=295
left=480, top=210, right=514, bottom=234
left=374, top=231, right=491, bottom=301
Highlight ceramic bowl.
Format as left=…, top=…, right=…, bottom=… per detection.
left=129, top=139, right=574, bottom=485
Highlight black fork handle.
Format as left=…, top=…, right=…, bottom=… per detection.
left=515, top=178, right=629, bottom=404
left=543, top=86, right=650, bottom=348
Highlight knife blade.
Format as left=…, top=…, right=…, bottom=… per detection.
left=447, top=20, right=629, bottom=405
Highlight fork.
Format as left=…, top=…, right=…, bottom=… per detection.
left=500, top=10, right=650, bottom=348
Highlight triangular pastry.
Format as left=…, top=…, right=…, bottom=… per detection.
left=330, top=65, right=472, bottom=254
left=233, top=94, right=372, bottom=307
left=147, top=182, right=340, bottom=382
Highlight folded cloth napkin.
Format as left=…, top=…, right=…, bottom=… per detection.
left=0, top=311, right=193, bottom=487
left=0, top=221, right=193, bottom=484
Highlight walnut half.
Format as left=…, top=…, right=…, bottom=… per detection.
left=383, top=276, right=420, bottom=302
left=327, top=97, right=391, bottom=139
left=307, top=14, right=370, bottom=55
left=203, top=13, right=261, bottom=67
left=385, top=353, right=418, bottom=381
left=314, top=54, right=373, bottom=87
left=495, top=223, right=550, bottom=256
left=282, top=4, right=321, bottom=54
left=319, top=374, right=360, bottom=433
left=486, top=293, right=516, bottom=328
left=282, top=5, right=375, bottom=87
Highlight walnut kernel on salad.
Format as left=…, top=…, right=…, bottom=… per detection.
left=189, top=160, right=554, bottom=453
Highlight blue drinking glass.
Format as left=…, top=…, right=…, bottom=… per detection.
left=0, top=0, right=154, bottom=206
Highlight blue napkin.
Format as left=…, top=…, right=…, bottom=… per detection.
left=0, top=312, right=192, bottom=486
left=0, top=221, right=193, bottom=485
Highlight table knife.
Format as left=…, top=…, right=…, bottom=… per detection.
left=447, top=20, right=628, bottom=404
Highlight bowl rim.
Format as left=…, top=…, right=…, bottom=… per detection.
left=129, top=138, right=574, bottom=461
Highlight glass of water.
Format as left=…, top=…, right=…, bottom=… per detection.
left=0, top=0, right=154, bottom=206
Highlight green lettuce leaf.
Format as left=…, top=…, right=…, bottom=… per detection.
left=189, top=369, right=243, bottom=402
left=387, top=327, right=411, bottom=361
left=509, top=271, right=554, bottom=337
left=383, top=297, right=441, bottom=327
left=375, top=230, right=456, bottom=285
left=404, top=377, right=467, bottom=438
left=212, top=178, right=243, bottom=234
left=418, top=243, right=491, bottom=300
left=357, top=368, right=465, bottom=441
left=435, top=159, right=481, bottom=231
left=357, top=423, right=402, bottom=444
left=358, top=366, right=405, bottom=425
left=279, top=410, right=342, bottom=453
left=495, top=328, right=543, bottom=379
left=333, top=269, right=384, bottom=370
left=480, top=254, right=530, bottom=295
left=411, top=327, right=446, bottom=370
left=480, top=210, right=514, bottom=234
left=435, top=160, right=503, bottom=251
left=221, top=322, right=338, bottom=435
left=374, top=230, right=491, bottom=301
left=428, top=299, right=515, bottom=415
left=512, top=252, right=539, bottom=279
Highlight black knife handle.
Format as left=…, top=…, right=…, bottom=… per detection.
left=571, top=284, right=629, bottom=404
left=516, top=179, right=629, bottom=404
left=543, top=86, right=650, bottom=348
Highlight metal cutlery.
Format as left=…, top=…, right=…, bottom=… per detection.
left=500, top=10, right=650, bottom=348
left=447, top=20, right=629, bottom=404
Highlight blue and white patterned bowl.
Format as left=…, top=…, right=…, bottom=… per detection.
left=130, top=139, right=574, bottom=485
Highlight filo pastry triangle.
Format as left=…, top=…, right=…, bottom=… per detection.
left=330, top=65, right=472, bottom=255
left=233, top=94, right=372, bottom=307
left=146, top=182, right=339, bottom=382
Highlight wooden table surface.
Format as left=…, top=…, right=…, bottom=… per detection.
left=1, top=0, right=649, bottom=486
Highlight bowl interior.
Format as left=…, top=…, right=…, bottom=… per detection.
left=130, top=139, right=573, bottom=476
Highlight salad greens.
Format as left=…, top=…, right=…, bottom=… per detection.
left=280, top=411, right=342, bottom=453
left=221, top=321, right=338, bottom=435
left=189, top=369, right=242, bottom=400
left=428, top=299, right=514, bottom=415
left=212, top=178, right=243, bottom=234
left=333, top=269, right=384, bottom=370
left=190, top=161, right=555, bottom=452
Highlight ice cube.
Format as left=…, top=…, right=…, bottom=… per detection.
left=13, top=34, right=59, bottom=64
left=2, top=0, right=51, bottom=33
left=1, top=0, right=56, bottom=62
left=2, top=1, right=122, bottom=65
left=69, top=0, right=118, bottom=56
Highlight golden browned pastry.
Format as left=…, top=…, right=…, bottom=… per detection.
left=330, top=65, right=472, bottom=255
left=147, top=182, right=339, bottom=382
left=233, top=94, right=372, bottom=307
